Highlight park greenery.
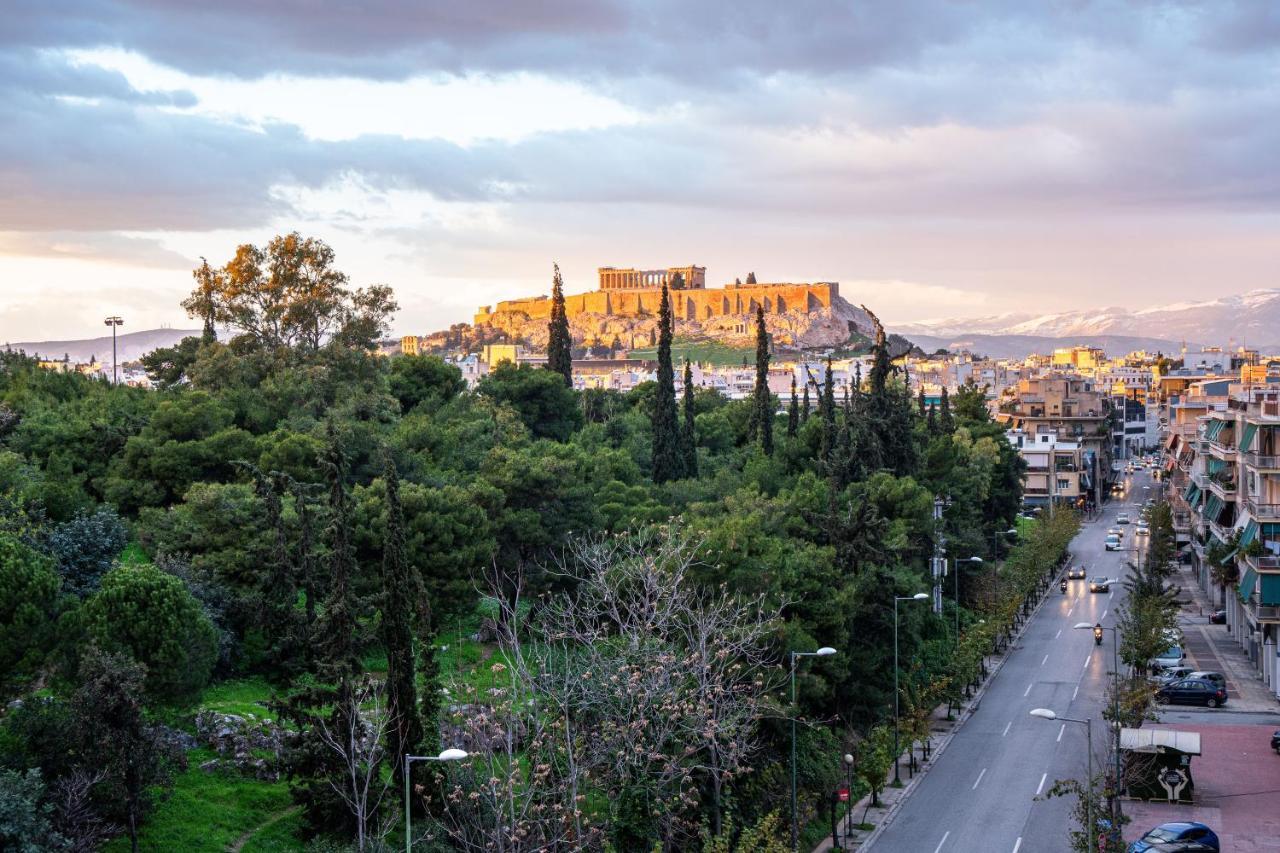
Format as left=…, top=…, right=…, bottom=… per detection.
left=0, top=235, right=1058, bottom=851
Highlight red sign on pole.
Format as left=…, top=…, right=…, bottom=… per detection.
left=838, top=788, right=849, bottom=802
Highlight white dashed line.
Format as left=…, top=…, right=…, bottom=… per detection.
left=1024, top=683, right=1033, bottom=697
left=1072, top=685, right=1079, bottom=701
left=1057, top=723, right=1065, bottom=742
left=1012, top=837, right=1023, bottom=853
left=972, top=768, right=986, bottom=790
left=1055, top=629, right=1061, bottom=639
left=934, top=831, right=950, bottom=853
left=1102, top=609, right=1108, bottom=620
left=1041, top=654, right=1049, bottom=666
left=1035, top=773, right=1047, bottom=796
left=1003, top=720, right=1012, bottom=737
left=1067, top=606, right=1074, bottom=617
left=1083, top=656, right=1091, bottom=670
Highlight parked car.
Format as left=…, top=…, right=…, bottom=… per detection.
left=1090, top=576, right=1111, bottom=593
left=1271, top=730, right=1280, bottom=754
left=1105, top=535, right=1122, bottom=551
left=1186, top=671, right=1226, bottom=692
left=1127, top=821, right=1220, bottom=852
left=1209, top=609, right=1226, bottom=624
left=1148, top=645, right=1185, bottom=671
left=1117, top=513, right=1131, bottom=524
left=1151, top=665, right=1196, bottom=684
left=1156, top=678, right=1227, bottom=708
left=1067, top=565, right=1087, bottom=579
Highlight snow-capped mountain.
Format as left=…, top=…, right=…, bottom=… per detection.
left=895, top=288, right=1280, bottom=350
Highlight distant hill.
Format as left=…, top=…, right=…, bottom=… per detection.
left=900, top=333, right=1194, bottom=361
left=895, top=287, right=1280, bottom=353
left=2, top=328, right=201, bottom=365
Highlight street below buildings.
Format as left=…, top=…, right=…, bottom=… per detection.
left=868, top=470, right=1153, bottom=852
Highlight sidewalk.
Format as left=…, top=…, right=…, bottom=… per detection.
left=814, top=575, right=1057, bottom=852
left=1174, top=563, right=1278, bottom=712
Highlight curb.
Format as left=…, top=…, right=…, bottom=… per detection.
left=849, top=575, right=1059, bottom=851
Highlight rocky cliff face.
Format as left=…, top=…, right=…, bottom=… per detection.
left=481, top=292, right=873, bottom=350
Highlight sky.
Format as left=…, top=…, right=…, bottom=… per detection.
left=3, top=0, right=1280, bottom=342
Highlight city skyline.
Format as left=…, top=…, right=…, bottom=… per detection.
left=4, top=1, right=1280, bottom=341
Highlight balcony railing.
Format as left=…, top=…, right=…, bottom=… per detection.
left=1208, top=440, right=1237, bottom=458
left=1245, top=452, right=1280, bottom=471
left=1249, top=592, right=1280, bottom=622
left=1244, top=498, right=1280, bottom=520
left=1243, top=551, right=1280, bottom=572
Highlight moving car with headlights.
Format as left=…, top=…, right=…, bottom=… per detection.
left=1105, top=534, right=1122, bottom=551
left=1067, top=565, right=1087, bottom=579
left=1090, top=576, right=1111, bottom=592
left=1135, top=523, right=1150, bottom=536
left=1117, top=512, right=1131, bottom=524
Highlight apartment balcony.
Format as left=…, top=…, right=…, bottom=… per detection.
left=1243, top=551, right=1280, bottom=573
left=1244, top=452, right=1280, bottom=472
left=1247, top=591, right=1280, bottom=623
left=1244, top=497, right=1280, bottom=521
left=1209, top=518, right=1233, bottom=543
left=1173, top=512, right=1191, bottom=534
left=1206, top=477, right=1238, bottom=501
left=1208, top=441, right=1237, bottom=461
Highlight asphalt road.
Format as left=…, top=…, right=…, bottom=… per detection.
left=870, top=468, right=1158, bottom=853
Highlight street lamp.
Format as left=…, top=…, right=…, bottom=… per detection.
left=1077, top=621, right=1123, bottom=824
left=892, top=593, right=928, bottom=786
left=954, top=556, right=983, bottom=642
left=1030, top=709, right=1094, bottom=851
left=103, top=316, right=123, bottom=384
left=790, top=646, right=837, bottom=851
left=404, top=748, right=469, bottom=853
left=991, top=527, right=1018, bottom=559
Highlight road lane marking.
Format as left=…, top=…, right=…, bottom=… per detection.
left=1003, top=720, right=1012, bottom=737
left=1102, top=609, right=1108, bottom=620
left=1057, top=723, right=1065, bottom=742
left=1012, top=837, right=1023, bottom=853
left=934, top=831, right=950, bottom=853
left=1055, top=629, right=1061, bottom=639
left=1072, top=685, right=1079, bottom=701
left=1036, top=773, right=1047, bottom=796
left=1024, top=683, right=1033, bottom=697
left=1083, top=656, right=1091, bottom=670
left=1067, top=605, right=1074, bottom=617
left=972, top=767, right=986, bottom=789
left=1041, top=653, right=1049, bottom=666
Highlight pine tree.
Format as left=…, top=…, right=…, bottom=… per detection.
left=681, top=360, right=698, bottom=477
left=748, top=306, right=773, bottom=454
left=546, top=263, right=573, bottom=386
left=927, top=403, right=937, bottom=433
left=192, top=257, right=218, bottom=344
left=651, top=283, right=682, bottom=482
left=787, top=375, right=799, bottom=437
left=380, top=449, right=423, bottom=791
left=940, top=387, right=955, bottom=434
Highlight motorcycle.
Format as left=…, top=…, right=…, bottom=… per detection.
left=1060, top=580, right=1068, bottom=593
left=1093, top=625, right=1104, bottom=646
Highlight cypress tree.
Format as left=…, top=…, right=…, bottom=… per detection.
left=749, top=306, right=773, bottom=454
left=819, top=358, right=836, bottom=463
left=801, top=379, right=811, bottom=423
left=917, top=386, right=926, bottom=417
left=651, top=283, right=682, bottom=482
left=746, top=271, right=757, bottom=284
left=682, top=360, right=698, bottom=477
left=380, top=450, right=422, bottom=791
left=940, top=386, right=955, bottom=434
left=546, top=263, right=572, bottom=386
left=927, top=403, right=938, bottom=433
left=250, top=467, right=300, bottom=678
left=787, top=375, right=799, bottom=437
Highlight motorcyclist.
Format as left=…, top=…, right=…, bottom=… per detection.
left=1060, top=579, right=1068, bottom=593
left=1093, top=624, right=1104, bottom=646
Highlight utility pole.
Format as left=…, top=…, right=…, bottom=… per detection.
left=931, top=495, right=951, bottom=615
left=103, top=316, right=123, bottom=383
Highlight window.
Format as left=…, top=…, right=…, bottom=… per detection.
left=1057, top=479, right=1070, bottom=490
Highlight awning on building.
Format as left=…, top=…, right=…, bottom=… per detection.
left=1182, top=482, right=1198, bottom=502
left=1206, top=419, right=1226, bottom=441
left=1205, top=494, right=1224, bottom=522
left=1165, top=433, right=1179, bottom=451
left=1240, top=519, right=1259, bottom=548
left=1261, top=574, right=1280, bottom=607
left=1207, top=458, right=1226, bottom=474
left=1189, top=488, right=1204, bottom=509
left=1240, top=423, right=1259, bottom=453
left=1120, top=728, right=1201, bottom=755
left=1239, top=565, right=1257, bottom=603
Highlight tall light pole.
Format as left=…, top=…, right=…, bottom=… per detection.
left=790, top=646, right=837, bottom=851
left=1031, top=709, right=1093, bottom=851
left=103, top=316, right=123, bottom=384
left=1077, top=621, right=1123, bottom=826
left=954, top=556, right=983, bottom=643
left=893, top=593, right=928, bottom=786
left=991, top=527, right=1018, bottom=559
left=404, top=748, right=469, bottom=853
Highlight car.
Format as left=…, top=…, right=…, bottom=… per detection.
left=1136, top=524, right=1150, bottom=536
left=1108, top=526, right=1124, bottom=536
left=1105, top=535, right=1122, bottom=551
left=1186, top=671, right=1226, bottom=692
left=1127, top=821, right=1220, bottom=852
left=1117, top=513, right=1131, bottom=524
left=1209, top=609, right=1226, bottom=624
left=1151, top=665, right=1196, bottom=684
left=1067, top=565, right=1087, bottom=579
left=1149, top=645, right=1185, bottom=671
left=1272, top=730, right=1280, bottom=755
left=1090, top=576, right=1111, bottom=592
left=1156, top=678, right=1227, bottom=707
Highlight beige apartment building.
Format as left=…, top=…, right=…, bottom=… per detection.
left=1007, top=429, right=1086, bottom=508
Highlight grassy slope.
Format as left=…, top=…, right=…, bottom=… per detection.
left=627, top=337, right=754, bottom=366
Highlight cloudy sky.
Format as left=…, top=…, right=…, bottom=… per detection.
left=3, top=0, right=1279, bottom=341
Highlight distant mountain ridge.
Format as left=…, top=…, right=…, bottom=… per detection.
left=2, top=328, right=201, bottom=365
left=894, top=288, right=1280, bottom=351
left=901, top=333, right=1193, bottom=361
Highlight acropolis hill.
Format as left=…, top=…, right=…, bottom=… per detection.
left=470, top=266, right=874, bottom=350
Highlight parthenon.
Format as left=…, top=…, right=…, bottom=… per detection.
left=598, top=266, right=706, bottom=291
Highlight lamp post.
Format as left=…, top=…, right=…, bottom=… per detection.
left=404, top=748, right=469, bottom=853
left=790, top=646, right=837, bottom=851
left=1077, top=621, right=1123, bottom=826
left=991, top=527, right=1018, bottom=559
left=893, top=593, right=928, bottom=786
left=1030, top=709, right=1093, bottom=851
left=103, top=316, right=123, bottom=384
left=954, top=556, right=983, bottom=642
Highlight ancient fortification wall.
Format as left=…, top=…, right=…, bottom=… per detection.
left=475, top=281, right=839, bottom=327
